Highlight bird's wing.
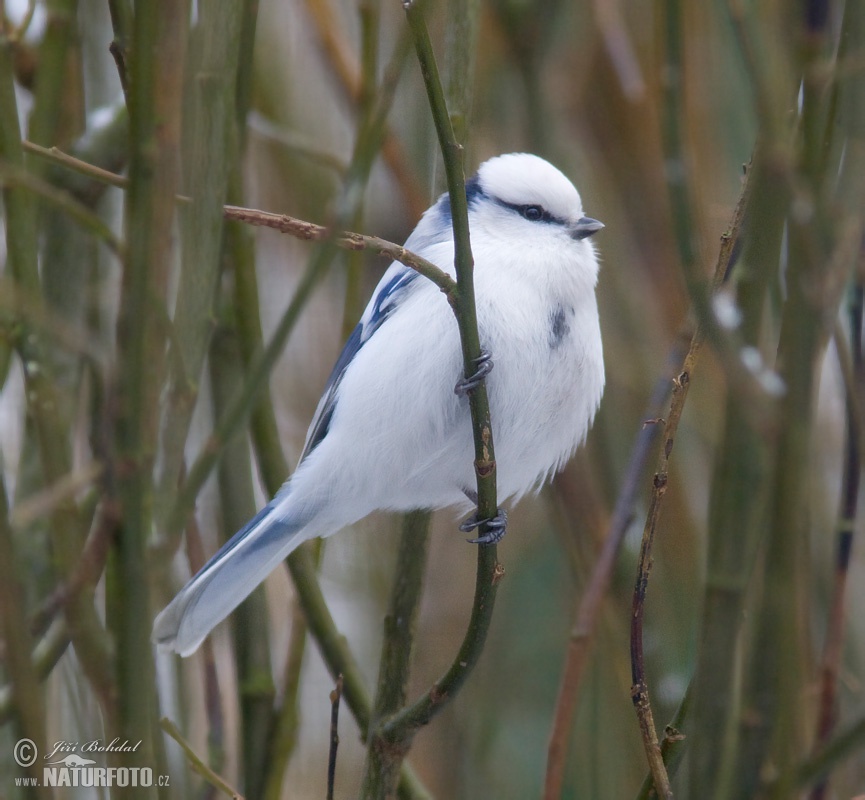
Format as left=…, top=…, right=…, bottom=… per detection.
left=299, top=264, right=419, bottom=462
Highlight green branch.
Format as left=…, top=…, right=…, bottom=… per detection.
left=0, top=19, right=116, bottom=729
left=0, top=618, right=70, bottom=725
left=154, top=0, right=245, bottom=539
left=113, top=0, right=186, bottom=783
left=366, top=0, right=503, bottom=769
left=0, top=475, right=49, bottom=799
left=222, top=24, right=432, bottom=798
left=0, top=160, right=123, bottom=255
left=160, top=718, right=245, bottom=800
left=360, top=511, right=432, bottom=796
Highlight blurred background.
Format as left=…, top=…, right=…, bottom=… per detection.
left=0, top=0, right=863, bottom=798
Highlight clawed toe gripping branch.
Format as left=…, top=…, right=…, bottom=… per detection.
left=459, top=507, right=508, bottom=544
left=454, top=348, right=493, bottom=395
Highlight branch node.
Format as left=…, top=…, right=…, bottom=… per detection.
left=474, top=458, right=496, bottom=479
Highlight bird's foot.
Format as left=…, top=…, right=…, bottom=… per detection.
left=459, top=508, right=508, bottom=545
left=454, top=350, right=493, bottom=396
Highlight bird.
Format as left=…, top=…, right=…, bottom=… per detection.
left=153, top=152, right=605, bottom=656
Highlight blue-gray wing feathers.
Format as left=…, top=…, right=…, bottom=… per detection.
left=300, top=268, right=419, bottom=460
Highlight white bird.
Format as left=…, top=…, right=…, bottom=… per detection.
left=153, top=153, right=605, bottom=656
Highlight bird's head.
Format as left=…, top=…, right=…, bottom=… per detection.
left=466, top=152, right=603, bottom=245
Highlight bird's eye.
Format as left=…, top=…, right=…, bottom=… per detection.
left=521, top=205, right=544, bottom=221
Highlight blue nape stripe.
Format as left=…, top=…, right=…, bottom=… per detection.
left=437, top=172, right=486, bottom=223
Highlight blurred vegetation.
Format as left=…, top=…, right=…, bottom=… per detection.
left=0, top=0, right=864, bottom=798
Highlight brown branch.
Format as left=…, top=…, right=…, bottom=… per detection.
left=625, top=154, right=751, bottom=798
left=21, top=140, right=457, bottom=297
left=221, top=204, right=456, bottom=295
left=327, top=675, right=344, bottom=800
left=630, top=369, right=695, bottom=800
left=29, top=491, right=116, bottom=637
left=545, top=161, right=750, bottom=796
left=543, top=331, right=687, bottom=799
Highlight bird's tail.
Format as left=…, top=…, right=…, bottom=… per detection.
left=152, top=497, right=309, bottom=656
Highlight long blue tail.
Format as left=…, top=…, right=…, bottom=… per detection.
left=152, top=500, right=306, bottom=656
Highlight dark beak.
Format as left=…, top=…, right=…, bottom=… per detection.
left=570, top=216, right=604, bottom=240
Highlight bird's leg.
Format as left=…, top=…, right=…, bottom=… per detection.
left=454, top=349, right=493, bottom=396
left=459, top=508, right=508, bottom=545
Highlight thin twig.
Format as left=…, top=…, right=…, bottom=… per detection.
left=209, top=319, right=275, bottom=798
left=543, top=330, right=687, bottom=799
left=22, top=139, right=128, bottom=187
left=21, top=140, right=457, bottom=295
left=627, top=164, right=751, bottom=800
left=0, top=160, right=123, bottom=255
left=223, top=204, right=456, bottom=294
left=160, top=718, right=245, bottom=800
left=546, top=165, right=749, bottom=799
left=327, top=675, right=344, bottom=800
left=630, top=367, right=695, bottom=800
left=29, top=492, right=116, bottom=637
left=635, top=685, right=692, bottom=800
left=106, top=0, right=132, bottom=102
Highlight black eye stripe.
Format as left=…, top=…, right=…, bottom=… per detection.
left=497, top=199, right=562, bottom=224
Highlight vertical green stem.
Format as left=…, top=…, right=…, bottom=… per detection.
left=27, top=0, right=81, bottom=155
left=444, top=0, right=479, bottom=146
left=0, top=477, right=49, bottom=800
left=404, top=0, right=497, bottom=535
left=360, top=511, right=432, bottom=797
left=1, top=12, right=114, bottom=722
left=155, top=0, right=244, bottom=535
left=688, top=152, right=782, bottom=800
left=365, top=4, right=503, bottom=757
left=114, top=0, right=184, bottom=779
left=210, top=323, right=275, bottom=800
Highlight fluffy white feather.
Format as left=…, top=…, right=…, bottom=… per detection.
left=152, top=152, right=605, bottom=656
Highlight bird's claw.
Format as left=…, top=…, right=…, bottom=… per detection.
left=459, top=508, right=508, bottom=545
left=454, top=350, right=493, bottom=396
